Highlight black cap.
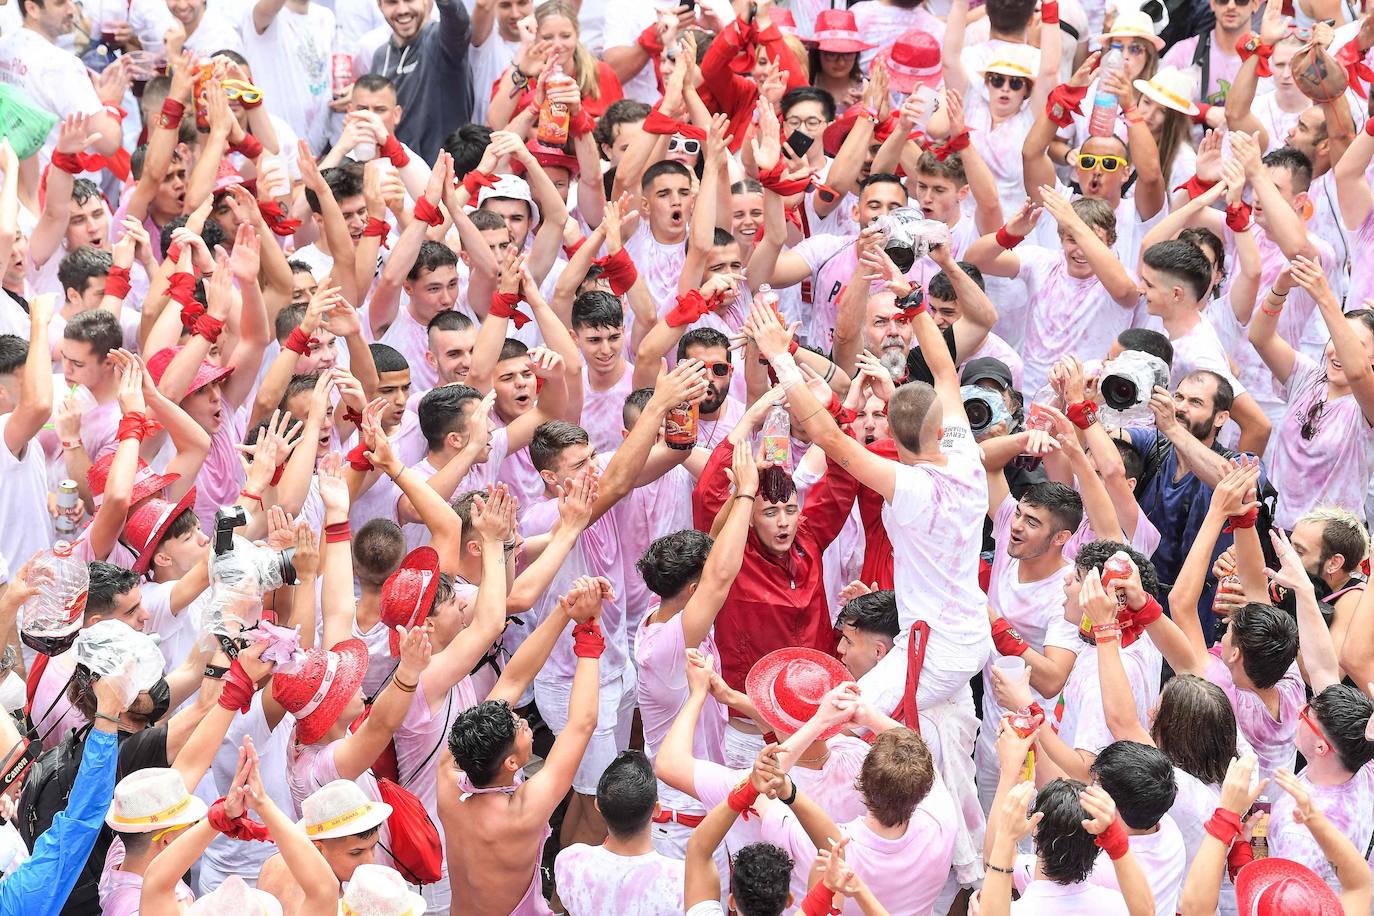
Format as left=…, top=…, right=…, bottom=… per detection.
left=960, top=357, right=1015, bottom=391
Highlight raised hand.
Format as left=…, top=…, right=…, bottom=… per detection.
left=1079, top=784, right=1119, bottom=835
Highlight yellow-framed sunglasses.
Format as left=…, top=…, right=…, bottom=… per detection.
left=1076, top=153, right=1127, bottom=172
left=222, top=79, right=263, bottom=105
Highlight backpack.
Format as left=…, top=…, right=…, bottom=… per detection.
left=375, top=777, right=444, bottom=885
left=17, top=724, right=107, bottom=915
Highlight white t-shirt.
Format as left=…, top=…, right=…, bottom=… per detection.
left=883, top=419, right=990, bottom=670
left=0, top=29, right=104, bottom=165
left=0, top=413, right=54, bottom=578
left=183, top=9, right=247, bottom=56
left=1166, top=316, right=1246, bottom=395
left=469, top=29, right=520, bottom=124
left=1086, top=814, right=1187, bottom=916
left=240, top=2, right=335, bottom=151
left=553, top=844, right=684, bottom=915
left=84, top=0, right=176, bottom=52
left=849, top=1, right=944, bottom=68
left=601, top=0, right=661, bottom=104
left=1056, top=639, right=1162, bottom=756
left=142, top=578, right=208, bottom=675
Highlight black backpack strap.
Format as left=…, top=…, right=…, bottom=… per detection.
left=1193, top=30, right=1212, bottom=102
left=402, top=691, right=453, bottom=791
left=32, top=672, right=76, bottom=749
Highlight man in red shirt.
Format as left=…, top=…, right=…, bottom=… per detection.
left=691, top=386, right=860, bottom=769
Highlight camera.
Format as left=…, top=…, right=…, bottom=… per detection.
left=876, top=208, right=950, bottom=272
left=203, top=507, right=297, bottom=636
left=1099, top=350, right=1169, bottom=423
left=961, top=385, right=1011, bottom=436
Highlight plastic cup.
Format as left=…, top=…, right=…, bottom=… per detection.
left=992, top=655, right=1027, bottom=676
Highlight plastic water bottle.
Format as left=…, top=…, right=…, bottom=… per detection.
left=760, top=404, right=792, bottom=471
left=1088, top=42, right=1124, bottom=138
left=20, top=541, right=90, bottom=656
left=536, top=60, right=571, bottom=148
left=757, top=283, right=779, bottom=313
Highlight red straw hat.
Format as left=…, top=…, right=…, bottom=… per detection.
left=273, top=640, right=369, bottom=745
left=876, top=30, right=942, bottom=94
left=379, top=547, right=439, bottom=656
left=519, top=139, right=580, bottom=179
left=87, top=453, right=180, bottom=509
left=812, top=10, right=873, bottom=54
left=122, top=487, right=198, bottom=574
left=745, top=647, right=851, bottom=741
left=147, top=346, right=235, bottom=398
left=1235, top=858, right=1343, bottom=916
left=772, top=8, right=798, bottom=36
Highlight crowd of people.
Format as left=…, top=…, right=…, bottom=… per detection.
left=1, top=0, right=1374, bottom=911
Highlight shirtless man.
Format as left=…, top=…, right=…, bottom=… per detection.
left=438, top=576, right=606, bottom=915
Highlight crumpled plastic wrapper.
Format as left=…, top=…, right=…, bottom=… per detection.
left=244, top=620, right=306, bottom=674
left=197, top=578, right=264, bottom=640
left=74, top=620, right=164, bottom=693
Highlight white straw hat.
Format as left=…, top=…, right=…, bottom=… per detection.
left=1133, top=66, right=1200, bottom=116
left=299, top=779, right=392, bottom=841
left=1097, top=9, right=1165, bottom=50
left=338, top=864, right=426, bottom=916
left=979, top=44, right=1039, bottom=80
left=105, top=767, right=208, bottom=833
left=187, top=876, right=284, bottom=915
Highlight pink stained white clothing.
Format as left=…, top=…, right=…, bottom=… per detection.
left=1268, top=762, right=1374, bottom=896
left=883, top=419, right=990, bottom=671
left=1060, top=509, right=1162, bottom=563
left=141, top=578, right=206, bottom=676
left=634, top=607, right=729, bottom=818
left=1015, top=245, right=1135, bottom=394
left=617, top=463, right=696, bottom=634
left=376, top=305, right=440, bottom=395
left=1345, top=205, right=1374, bottom=311
left=1162, top=36, right=1245, bottom=106
left=763, top=777, right=959, bottom=915
left=1085, top=813, right=1187, bottom=916
left=493, top=415, right=549, bottom=518
left=978, top=497, right=1084, bottom=803
left=580, top=363, right=636, bottom=454
left=98, top=839, right=195, bottom=915
left=553, top=844, right=684, bottom=915
left=694, top=397, right=745, bottom=454
left=0, top=29, right=105, bottom=167
left=1270, top=352, right=1374, bottom=528
left=1204, top=654, right=1303, bottom=778
left=1166, top=317, right=1247, bottom=396
left=622, top=229, right=687, bottom=341
left=1007, top=880, right=1129, bottom=914
left=0, top=412, right=56, bottom=582
left=1055, top=639, right=1162, bottom=756
left=790, top=234, right=923, bottom=352
left=849, top=0, right=945, bottom=68
left=192, top=406, right=249, bottom=536
left=239, top=2, right=335, bottom=150
left=394, top=671, right=477, bottom=816
left=28, top=650, right=87, bottom=747
left=960, top=332, right=1025, bottom=391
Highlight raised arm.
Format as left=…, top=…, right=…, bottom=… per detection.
left=1024, top=53, right=1099, bottom=201
left=682, top=440, right=756, bottom=648
left=1272, top=529, right=1342, bottom=691
left=332, top=626, right=433, bottom=780
left=3, top=295, right=53, bottom=456
left=1291, top=256, right=1374, bottom=424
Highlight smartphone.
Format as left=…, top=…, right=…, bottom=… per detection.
left=747, top=1, right=757, bottom=22
left=680, top=0, right=696, bottom=12
left=786, top=129, right=814, bottom=158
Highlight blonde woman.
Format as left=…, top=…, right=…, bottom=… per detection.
left=487, top=0, right=623, bottom=129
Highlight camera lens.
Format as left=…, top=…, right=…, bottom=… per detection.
left=1101, top=374, right=1139, bottom=411
left=964, top=397, right=991, bottom=432
left=884, top=240, right=916, bottom=273
left=277, top=548, right=298, bottom=587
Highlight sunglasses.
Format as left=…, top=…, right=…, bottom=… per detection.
left=1213, top=0, right=1253, bottom=5
left=668, top=135, right=701, bottom=155
left=1299, top=704, right=1326, bottom=742
left=701, top=359, right=732, bottom=377
left=222, top=79, right=263, bottom=104
left=1301, top=399, right=1325, bottom=440
left=1076, top=153, right=1127, bottom=172
left=985, top=73, right=1029, bottom=92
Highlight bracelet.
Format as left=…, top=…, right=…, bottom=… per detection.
left=735, top=493, right=757, bottom=501
left=204, top=664, right=229, bottom=680
left=392, top=677, right=418, bottom=693
left=986, top=862, right=1016, bottom=875
left=61, top=440, right=81, bottom=450
left=239, top=489, right=264, bottom=507
left=778, top=776, right=798, bottom=806
left=93, top=712, right=122, bottom=727
left=324, top=521, right=352, bottom=543
left=1091, top=622, right=1121, bottom=643
left=995, top=225, right=1026, bottom=249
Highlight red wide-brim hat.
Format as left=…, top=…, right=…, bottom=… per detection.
left=745, top=647, right=851, bottom=741
left=380, top=547, right=440, bottom=656
left=1235, top=858, right=1343, bottom=916
left=124, top=486, right=198, bottom=574
left=273, top=639, right=369, bottom=745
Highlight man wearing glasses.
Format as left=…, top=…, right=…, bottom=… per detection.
left=1163, top=0, right=1258, bottom=105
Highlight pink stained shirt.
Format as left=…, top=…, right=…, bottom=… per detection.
left=616, top=464, right=696, bottom=636
left=552, top=844, right=684, bottom=916
left=634, top=606, right=728, bottom=815
left=579, top=363, right=636, bottom=454
left=98, top=839, right=195, bottom=915
left=1056, top=639, right=1162, bottom=757
left=492, top=412, right=549, bottom=518
left=1269, top=353, right=1374, bottom=529
left=394, top=671, right=478, bottom=817
left=1204, top=654, right=1303, bottom=778
left=1269, top=763, right=1374, bottom=895
left=377, top=305, right=440, bottom=396
left=192, top=405, right=248, bottom=535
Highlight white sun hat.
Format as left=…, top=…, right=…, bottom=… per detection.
left=105, top=767, right=208, bottom=833
left=337, top=864, right=426, bottom=916
left=1133, top=66, right=1201, bottom=116
left=298, top=779, right=392, bottom=841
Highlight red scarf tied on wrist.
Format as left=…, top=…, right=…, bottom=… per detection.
left=167, top=272, right=198, bottom=315
left=104, top=265, right=132, bottom=301
left=1336, top=40, right=1374, bottom=98
left=48, top=148, right=132, bottom=180
left=593, top=247, right=638, bottom=296
left=758, top=160, right=814, bottom=197
left=257, top=200, right=301, bottom=237
left=665, top=289, right=722, bottom=328
left=929, top=129, right=972, bottom=162
left=413, top=197, right=444, bottom=228
left=1046, top=84, right=1090, bottom=127
left=362, top=216, right=391, bottom=249
left=462, top=169, right=498, bottom=198
left=208, top=797, right=272, bottom=842
left=490, top=290, right=532, bottom=328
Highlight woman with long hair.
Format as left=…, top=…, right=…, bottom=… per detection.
left=1251, top=257, right=1374, bottom=529
left=805, top=9, right=870, bottom=116
left=1132, top=67, right=1199, bottom=197
left=487, top=0, right=624, bottom=129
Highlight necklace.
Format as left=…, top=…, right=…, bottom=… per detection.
left=796, top=748, right=831, bottom=768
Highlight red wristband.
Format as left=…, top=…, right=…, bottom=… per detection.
left=347, top=442, right=374, bottom=472
left=1227, top=833, right=1255, bottom=879
left=1236, top=33, right=1274, bottom=78
left=596, top=247, right=638, bottom=296
left=1205, top=807, right=1244, bottom=846
left=239, top=488, right=264, bottom=507
left=995, top=226, right=1025, bottom=249
left=413, top=197, right=444, bottom=227
left=362, top=216, right=391, bottom=249
left=1225, top=202, right=1253, bottom=233
left=50, top=151, right=84, bottom=175
left=1066, top=400, right=1098, bottom=429
left=1040, top=0, right=1059, bottom=24
left=193, top=314, right=225, bottom=343
left=161, top=98, right=186, bottom=122
left=758, top=160, right=814, bottom=197
left=1365, top=118, right=1374, bottom=138
left=324, top=521, right=352, bottom=543
left=270, top=463, right=285, bottom=487
left=167, top=272, right=197, bottom=311
left=1046, top=83, right=1089, bottom=127
left=1176, top=174, right=1218, bottom=200
left=570, top=108, right=596, bottom=138
left=117, top=412, right=162, bottom=442
left=284, top=326, right=316, bottom=356
left=217, top=658, right=258, bottom=713
left=104, top=265, right=132, bottom=301
left=666, top=289, right=714, bottom=328
left=232, top=134, right=264, bottom=159
left=1094, top=817, right=1130, bottom=860
left=929, top=129, right=971, bottom=162
left=726, top=780, right=760, bottom=820
left=1224, top=506, right=1259, bottom=532
left=257, top=200, right=302, bottom=237
left=1192, top=102, right=1213, bottom=126
left=827, top=392, right=856, bottom=426
left=379, top=134, right=410, bottom=168
left=636, top=22, right=665, bottom=55
left=462, top=169, right=498, bottom=198
left=572, top=618, right=605, bottom=658
left=991, top=617, right=1030, bottom=656
left=799, top=879, right=841, bottom=916
left=207, top=797, right=272, bottom=842
left=342, top=407, right=363, bottom=425
left=489, top=290, right=531, bottom=328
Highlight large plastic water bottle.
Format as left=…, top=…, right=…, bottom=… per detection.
left=760, top=404, right=792, bottom=472
left=20, top=541, right=90, bottom=655
left=1088, top=42, right=1125, bottom=138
